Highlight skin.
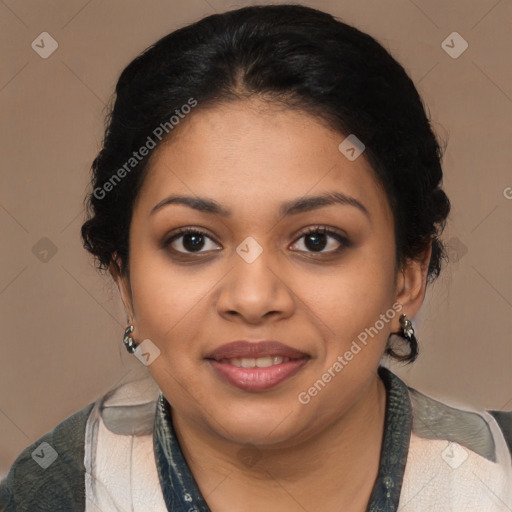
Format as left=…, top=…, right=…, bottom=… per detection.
left=111, top=97, right=431, bottom=511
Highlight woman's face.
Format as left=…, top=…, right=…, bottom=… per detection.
left=116, top=98, right=416, bottom=447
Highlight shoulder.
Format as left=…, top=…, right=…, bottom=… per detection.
left=0, top=400, right=95, bottom=512
left=400, top=385, right=512, bottom=509
left=407, top=386, right=511, bottom=462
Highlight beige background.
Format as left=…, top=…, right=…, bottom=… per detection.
left=1, top=0, right=511, bottom=476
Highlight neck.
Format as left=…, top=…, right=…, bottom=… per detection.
left=171, top=373, right=387, bottom=511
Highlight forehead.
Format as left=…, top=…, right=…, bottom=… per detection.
left=135, top=98, right=391, bottom=224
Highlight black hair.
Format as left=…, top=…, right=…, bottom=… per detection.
left=81, top=4, right=451, bottom=364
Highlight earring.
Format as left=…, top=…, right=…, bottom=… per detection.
left=123, top=325, right=139, bottom=354
left=399, top=314, right=416, bottom=343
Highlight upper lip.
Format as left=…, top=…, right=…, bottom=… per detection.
left=206, top=341, right=309, bottom=361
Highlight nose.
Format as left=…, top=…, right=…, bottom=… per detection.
left=216, top=248, right=295, bottom=325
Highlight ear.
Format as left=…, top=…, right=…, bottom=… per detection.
left=392, top=242, right=432, bottom=331
left=109, top=254, right=135, bottom=323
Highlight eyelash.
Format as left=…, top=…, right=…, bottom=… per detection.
left=163, top=225, right=350, bottom=257
left=293, top=225, right=351, bottom=254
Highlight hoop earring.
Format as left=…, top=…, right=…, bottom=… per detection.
left=399, top=314, right=419, bottom=362
left=123, top=325, right=138, bottom=354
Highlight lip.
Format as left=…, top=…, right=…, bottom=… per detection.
left=205, top=341, right=310, bottom=392
left=206, top=340, right=308, bottom=360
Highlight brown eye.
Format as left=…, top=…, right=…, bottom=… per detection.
left=165, top=228, right=221, bottom=254
left=290, top=226, right=350, bottom=254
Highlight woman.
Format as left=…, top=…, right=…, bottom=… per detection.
left=1, top=4, right=511, bottom=511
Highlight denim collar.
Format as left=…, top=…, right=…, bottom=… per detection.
left=153, top=365, right=412, bottom=512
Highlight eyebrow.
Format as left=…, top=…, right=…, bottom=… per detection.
left=150, top=195, right=231, bottom=217
left=279, top=192, right=370, bottom=220
left=150, top=192, right=370, bottom=220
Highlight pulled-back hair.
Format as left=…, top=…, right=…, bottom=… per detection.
left=81, top=4, right=451, bottom=363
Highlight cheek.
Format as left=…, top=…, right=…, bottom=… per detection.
left=128, top=246, right=210, bottom=342
left=308, top=250, right=395, bottom=333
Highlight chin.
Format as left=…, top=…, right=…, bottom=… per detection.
left=207, top=403, right=308, bottom=447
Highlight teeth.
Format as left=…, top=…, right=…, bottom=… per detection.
left=224, top=356, right=290, bottom=368
left=256, top=356, right=274, bottom=368
left=241, top=358, right=255, bottom=368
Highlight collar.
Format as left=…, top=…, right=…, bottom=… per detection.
left=153, top=365, right=412, bottom=512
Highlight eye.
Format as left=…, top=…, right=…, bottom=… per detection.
left=290, top=225, right=350, bottom=254
left=164, top=227, right=221, bottom=254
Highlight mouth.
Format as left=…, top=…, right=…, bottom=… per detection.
left=205, top=341, right=310, bottom=392
left=217, top=355, right=295, bottom=368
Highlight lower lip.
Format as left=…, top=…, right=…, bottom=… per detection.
left=208, top=359, right=309, bottom=391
